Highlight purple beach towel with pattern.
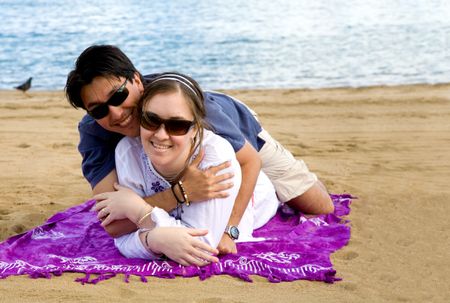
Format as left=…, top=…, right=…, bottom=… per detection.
left=0, top=194, right=353, bottom=284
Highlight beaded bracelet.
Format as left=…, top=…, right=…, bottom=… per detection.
left=177, top=180, right=190, bottom=206
left=171, top=181, right=190, bottom=206
left=171, top=183, right=184, bottom=204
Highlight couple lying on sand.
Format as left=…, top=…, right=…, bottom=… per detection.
left=64, top=45, right=334, bottom=267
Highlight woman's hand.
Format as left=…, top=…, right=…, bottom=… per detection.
left=182, top=148, right=234, bottom=201
left=93, top=183, right=150, bottom=227
left=143, top=227, right=219, bottom=267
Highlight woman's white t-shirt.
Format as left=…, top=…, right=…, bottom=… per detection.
left=114, top=130, right=279, bottom=259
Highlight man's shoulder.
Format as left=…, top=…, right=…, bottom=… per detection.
left=143, top=73, right=160, bottom=83
left=204, top=90, right=232, bottom=103
left=79, top=114, right=103, bottom=135
left=203, top=91, right=236, bottom=114
left=78, top=115, right=124, bottom=153
left=204, top=91, right=250, bottom=115
left=79, top=114, right=96, bottom=128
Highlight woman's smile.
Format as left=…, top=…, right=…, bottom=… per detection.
left=151, top=140, right=172, bottom=151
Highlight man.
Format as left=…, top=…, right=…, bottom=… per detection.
left=65, top=45, right=333, bottom=264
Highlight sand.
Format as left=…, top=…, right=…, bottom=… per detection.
left=0, top=85, right=449, bottom=302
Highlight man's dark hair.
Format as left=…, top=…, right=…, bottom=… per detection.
left=65, top=45, right=142, bottom=109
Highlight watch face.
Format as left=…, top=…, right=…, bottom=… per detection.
left=229, top=226, right=239, bottom=240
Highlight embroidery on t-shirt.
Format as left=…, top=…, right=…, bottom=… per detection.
left=139, top=150, right=170, bottom=196
left=151, top=181, right=165, bottom=193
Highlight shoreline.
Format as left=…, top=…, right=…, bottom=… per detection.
left=4, top=79, right=450, bottom=93
left=1, top=83, right=449, bottom=302
left=3, top=81, right=450, bottom=93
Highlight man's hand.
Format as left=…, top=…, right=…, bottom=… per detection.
left=181, top=148, right=234, bottom=201
left=217, top=233, right=237, bottom=255
left=143, top=227, right=219, bottom=267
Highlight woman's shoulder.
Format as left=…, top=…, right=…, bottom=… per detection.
left=199, top=130, right=236, bottom=168
left=115, top=136, right=142, bottom=158
left=203, top=129, right=234, bottom=149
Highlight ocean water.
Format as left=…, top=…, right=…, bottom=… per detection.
left=1, top=0, right=450, bottom=90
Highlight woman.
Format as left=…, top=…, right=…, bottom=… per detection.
left=94, top=73, right=279, bottom=264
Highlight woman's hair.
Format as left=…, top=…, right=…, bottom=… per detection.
left=65, top=44, right=143, bottom=109
left=140, top=72, right=208, bottom=181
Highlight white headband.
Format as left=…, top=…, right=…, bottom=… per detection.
left=151, top=74, right=199, bottom=98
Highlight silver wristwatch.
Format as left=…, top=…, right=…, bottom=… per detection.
left=224, top=225, right=240, bottom=240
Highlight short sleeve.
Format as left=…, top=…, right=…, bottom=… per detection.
left=77, top=115, right=123, bottom=189
left=204, top=96, right=246, bottom=152
left=115, top=137, right=147, bottom=197
left=197, top=130, right=237, bottom=171
left=204, top=92, right=264, bottom=152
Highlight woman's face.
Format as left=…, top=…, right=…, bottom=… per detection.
left=140, top=90, right=196, bottom=177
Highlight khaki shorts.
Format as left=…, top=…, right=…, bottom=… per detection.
left=227, top=95, right=317, bottom=202
left=258, top=129, right=317, bottom=203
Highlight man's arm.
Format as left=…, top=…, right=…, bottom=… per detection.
left=217, top=141, right=261, bottom=254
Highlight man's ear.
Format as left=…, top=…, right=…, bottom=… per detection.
left=134, top=72, right=144, bottom=91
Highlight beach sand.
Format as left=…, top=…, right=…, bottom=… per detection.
left=0, top=85, right=449, bottom=302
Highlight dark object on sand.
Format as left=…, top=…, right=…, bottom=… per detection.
left=15, top=77, right=33, bottom=93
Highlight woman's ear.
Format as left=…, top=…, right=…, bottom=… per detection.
left=191, top=126, right=199, bottom=141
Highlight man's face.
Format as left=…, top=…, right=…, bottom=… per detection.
left=80, top=73, right=144, bottom=137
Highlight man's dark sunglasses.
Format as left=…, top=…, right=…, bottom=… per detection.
left=87, top=79, right=129, bottom=119
left=141, top=111, right=195, bottom=136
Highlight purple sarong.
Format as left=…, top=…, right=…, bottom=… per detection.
left=0, top=194, right=353, bottom=284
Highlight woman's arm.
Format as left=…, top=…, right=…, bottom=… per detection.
left=93, top=187, right=219, bottom=266
left=94, top=148, right=234, bottom=238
